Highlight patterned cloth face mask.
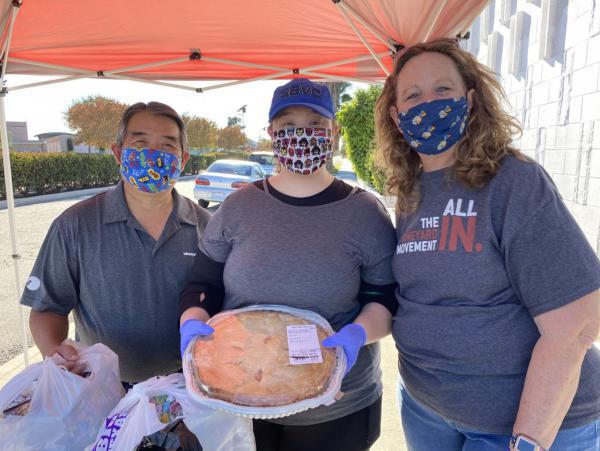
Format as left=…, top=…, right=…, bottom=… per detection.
left=272, top=128, right=333, bottom=175
left=397, top=97, right=469, bottom=155
left=120, top=147, right=181, bottom=193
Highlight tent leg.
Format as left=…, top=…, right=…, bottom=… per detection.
left=0, top=92, right=29, bottom=366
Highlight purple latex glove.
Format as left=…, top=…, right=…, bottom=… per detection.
left=322, top=323, right=367, bottom=375
left=180, top=319, right=214, bottom=357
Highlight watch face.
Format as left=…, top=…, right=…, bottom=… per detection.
left=515, top=437, right=537, bottom=451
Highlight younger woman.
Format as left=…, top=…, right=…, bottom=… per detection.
left=180, top=78, right=398, bottom=451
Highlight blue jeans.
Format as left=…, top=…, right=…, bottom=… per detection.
left=399, top=386, right=600, bottom=450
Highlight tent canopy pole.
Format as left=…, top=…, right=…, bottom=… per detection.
left=1, top=0, right=29, bottom=366
left=424, top=0, right=449, bottom=41
left=7, top=50, right=393, bottom=93
left=10, top=74, right=92, bottom=91
left=338, top=1, right=398, bottom=51
left=335, top=1, right=390, bottom=76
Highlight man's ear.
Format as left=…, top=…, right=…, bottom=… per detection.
left=466, top=88, right=475, bottom=112
left=267, top=124, right=273, bottom=138
left=111, top=144, right=123, bottom=165
left=389, top=106, right=400, bottom=130
left=180, top=150, right=190, bottom=172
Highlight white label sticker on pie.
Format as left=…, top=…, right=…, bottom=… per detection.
left=287, top=325, right=323, bottom=365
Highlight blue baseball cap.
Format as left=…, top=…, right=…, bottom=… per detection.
left=268, top=78, right=334, bottom=122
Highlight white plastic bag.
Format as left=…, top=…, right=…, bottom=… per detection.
left=87, top=373, right=255, bottom=451
left=0, top=341, right=123, bottom=451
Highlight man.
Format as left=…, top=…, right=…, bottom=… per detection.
left=21, top=101, right=211, bottom=384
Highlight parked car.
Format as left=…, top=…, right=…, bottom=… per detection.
left=335, top=170, right=358, bottom=184
left=194, top=159, right=267, bottom=208
left=335, top=168, right=381, bottom=198
left=248, top=151, right=276, bottom=175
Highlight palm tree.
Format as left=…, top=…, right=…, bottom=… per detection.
left=320, top=82, right=351, bottom=167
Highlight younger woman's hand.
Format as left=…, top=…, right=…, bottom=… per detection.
left=179, top=319, right=214, bottom=357
left=322, top=323, right=367, bottom=375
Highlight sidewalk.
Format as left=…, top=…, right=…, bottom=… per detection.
left=373, top=336, right=406, bottom=451
left=0, top=344, right=43, bottom=388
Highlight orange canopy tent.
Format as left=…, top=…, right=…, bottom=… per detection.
left=2, top=0, right=485, bottom=85
left=0, top=0, right=487, bottom=362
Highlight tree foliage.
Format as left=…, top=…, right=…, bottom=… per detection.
left=226, top=116, right=242, bottom=127
left=182, top=114, right=218, bottom=149
left=336, top=85, right=387, bottom=193
left=321, top=82, right=351, bottom=158
left=64, top=95, right=128, bottom=149
left=255, top=137, right=272, bottom=151
left=217, top=126, right=248, bottom=150
left=323, top=82, right=351, bottom=111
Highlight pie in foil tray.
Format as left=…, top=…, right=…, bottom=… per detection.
left=184, top=305, right=345, bottom=418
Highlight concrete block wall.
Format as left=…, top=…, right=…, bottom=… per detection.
left=465, top=0, right=600, bottom=254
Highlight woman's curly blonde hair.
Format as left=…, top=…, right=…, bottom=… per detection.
left=375, top=38, right=523, bottom=215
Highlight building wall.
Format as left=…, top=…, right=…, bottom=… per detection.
left=7, top=121, right=104, bottom=153
left=10, top=142, right=44, bottom=152
left=44, top=136, right=65, bottom=152
left=6, top=121, right=29, bottom=143
left=466, top=0, right=600, bottom=254
left=73, top=142, right=104, bottom=154
left=73, top=142, right=103, bottom=154
left=32, top=134, right=103, bottom=153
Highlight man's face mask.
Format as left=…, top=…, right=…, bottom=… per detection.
left=120, top=147, right=181, bottom=193
left=272, top=127, right=333, bottom=175
left=397, top=97, right=469, bottom=155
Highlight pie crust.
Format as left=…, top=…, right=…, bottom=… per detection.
left=191, top=310, right=337, bottom=407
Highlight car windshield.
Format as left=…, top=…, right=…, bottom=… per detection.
left=249, top=154, right=275, bottom=165
left=207, top=162, right=252, bottom=176
left=336, top=170, right=358, bottom=182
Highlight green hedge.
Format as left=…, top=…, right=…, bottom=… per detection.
left=1, top=151, right=249, bottom=198
left=337, top=85, right=387, bottom=193
left=0, top=152, right=120, bottom=198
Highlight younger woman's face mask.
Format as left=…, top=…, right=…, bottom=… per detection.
left=397, top=97, right=469, bottom=155
left=272, top=127, right=333, bottom=175
left=120, top=147, right=181, bottom=193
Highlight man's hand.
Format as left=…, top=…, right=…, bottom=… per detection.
left=322, top=323, right=367, bottom=376
left=180, top=319, right=215, bottom=357
left=46, top=343, right=87, bottom=374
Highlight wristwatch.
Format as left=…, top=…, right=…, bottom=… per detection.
left=510, top=434, right=546, bottom=451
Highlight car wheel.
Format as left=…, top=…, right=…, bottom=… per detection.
left=198, top=199, right=209, bottom=208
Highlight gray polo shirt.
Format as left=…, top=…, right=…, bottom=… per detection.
left=21, top=181, right=211, bottom=382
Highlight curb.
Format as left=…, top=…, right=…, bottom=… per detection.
left=0, top=346, right=42, bottom=388
left=0, top=186, right=116, bottom=210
